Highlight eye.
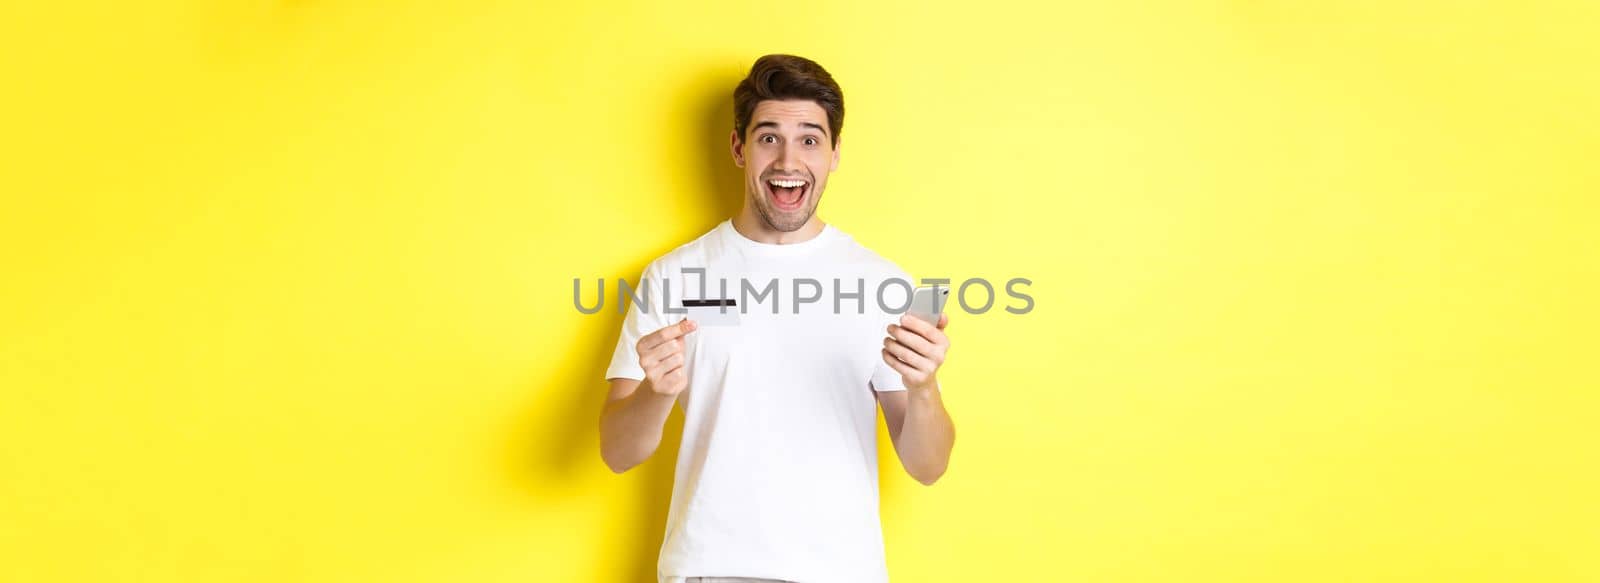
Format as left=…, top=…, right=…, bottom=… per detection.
left=760, top=134, right=777, bottom=144
left=804, top=137, right=818, bottom=146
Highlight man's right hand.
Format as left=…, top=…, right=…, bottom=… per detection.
left=636, top=318, right=697, bottom=396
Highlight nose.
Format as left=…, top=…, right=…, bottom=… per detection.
left=774, top=143, right=803, bottom=173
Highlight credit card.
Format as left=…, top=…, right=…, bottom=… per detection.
left=681, top=298, right=740, bottom=326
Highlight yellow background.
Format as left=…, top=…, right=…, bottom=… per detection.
left=3, top=1, right=1597, bottom=581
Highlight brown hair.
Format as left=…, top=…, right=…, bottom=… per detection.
left=733, top=54, right=844, bottom=148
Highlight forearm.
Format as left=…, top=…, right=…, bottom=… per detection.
left=599, top=380, right=677, bottom=473
left=895, top=385, right=955, bottom=485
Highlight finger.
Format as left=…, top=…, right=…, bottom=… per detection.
left=936, top=312, right=949, bottom=330
left=648, top=352, right=684, bottom=376
left=883, top=337, right=935, bottom=372
left=893, top=316, right=948, bottom=348
left=662, top=364, right=688, bottom=387
left=886, top=323, right=936, bottom=356
left=640, top=338, right=684, bottom=368
left=653, top=364, right=687, bottom=393
left=881, top=349, right=920, bottom=378
left=898, top=313, right=943, bottom=340
left=640, top=318, right=696, bottom=350
left=640, top=318, right=697, bottom=351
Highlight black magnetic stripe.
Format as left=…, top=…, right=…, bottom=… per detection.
left=682, top=299, right=737, bottom=308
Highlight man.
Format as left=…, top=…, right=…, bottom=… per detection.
left=599, top=54, right=956, bottom=583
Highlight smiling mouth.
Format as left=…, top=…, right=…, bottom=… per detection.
left=765, top=177, right=810, bottom=211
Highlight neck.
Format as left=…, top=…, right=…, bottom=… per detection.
left=732, top=206, right=825, bottom=244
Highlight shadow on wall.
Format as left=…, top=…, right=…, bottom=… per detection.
left=514, top=65, right=747, bottom=582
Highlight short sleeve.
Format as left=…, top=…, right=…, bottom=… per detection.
left=604, top=260, right=673, bottom=382
left=870, top=264, right=913, bottom=392
left=873, top=363, right=943, bottom=393
left=870, top=358, right=906, bottom=392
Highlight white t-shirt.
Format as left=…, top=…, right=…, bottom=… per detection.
left=605, top=219, right=914, bottom=583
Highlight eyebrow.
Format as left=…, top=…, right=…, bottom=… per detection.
left=751, top=120, right=829, bottom=137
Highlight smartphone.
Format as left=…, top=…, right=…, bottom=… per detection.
left=906, top=286, right=950, bottom=326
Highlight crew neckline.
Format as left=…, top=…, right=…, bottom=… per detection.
left=718, top=219, right=840, bottom=256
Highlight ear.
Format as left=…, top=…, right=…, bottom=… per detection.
left=830, top=138, right=841, bottom=172
left=730, top=129, right=745, bottom=168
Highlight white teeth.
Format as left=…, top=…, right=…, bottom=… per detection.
left=768, top=179, right=806, bottom=188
